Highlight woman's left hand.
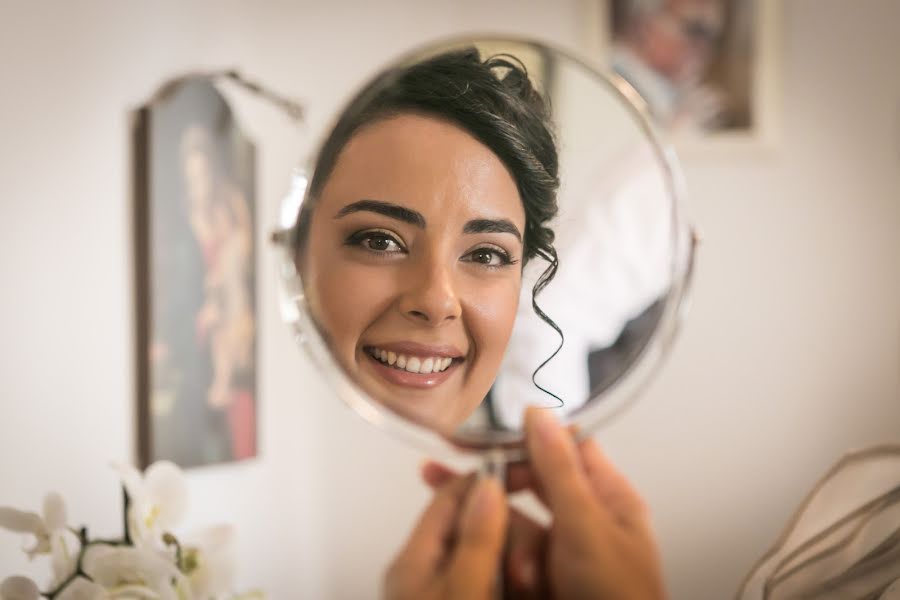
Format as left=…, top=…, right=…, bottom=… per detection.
left=385, top=474, right=508, bottom=600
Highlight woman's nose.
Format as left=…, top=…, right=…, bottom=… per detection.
left=399, top=258, right=462, bottom=326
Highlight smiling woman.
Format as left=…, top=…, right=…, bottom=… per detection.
left=293, top=48, right=561, bottom=432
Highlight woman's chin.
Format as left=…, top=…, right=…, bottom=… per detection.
left=352, top=352, right=473, bottom=431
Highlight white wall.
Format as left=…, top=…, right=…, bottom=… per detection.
left=0, top=1, right=898, bottom=599
left=607, top=1, right=900, bottom=596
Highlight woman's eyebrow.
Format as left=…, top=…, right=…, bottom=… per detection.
left=334, top=199, right=426, bottom=228
left=463, top=218, right=522, bottom=242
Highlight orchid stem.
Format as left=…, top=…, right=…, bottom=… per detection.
left=40, top=529, right=130, bottom=598
left=122, top=486, right=132, bottom=545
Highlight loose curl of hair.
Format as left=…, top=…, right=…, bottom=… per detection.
left=295, top=47, right=564, bottom=405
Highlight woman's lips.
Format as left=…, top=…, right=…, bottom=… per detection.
left=360, top=342, right=464, bottom=390
left=364, top=351, right=460, bottom=389
left=366, top=341, right=464, bottom=359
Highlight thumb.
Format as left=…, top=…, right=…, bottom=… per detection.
left=444, top=477, right=508, bottom=598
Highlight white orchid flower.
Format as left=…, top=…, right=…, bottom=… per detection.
left=0, top=576, right=40, bottom=600
left=54, top=574, right=173, bottom=600
left=0, top=492, right=79, bottom=587
left=0, top=492, right=67, bottom=558
left=81, top=544, right=193, bottom=600
left=112, top=461, right=188, bottom=549
left=0, top=462, right=259, bottom=600
left=181, top=525, right=236, bottom=598
left=54, top=577, right=107, bottom=600
left=230, top=592, right=266, bottom=600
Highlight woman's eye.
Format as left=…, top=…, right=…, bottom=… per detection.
left=365, top=234, right=400, bottom=252
left=464, top=247, right=513, bottom=267
left=346, top=231, right=405, bottom=254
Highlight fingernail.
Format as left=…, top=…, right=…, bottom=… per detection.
left=465, top=477, right=499, bottom=523
left=528, top=406, right=559, bottom=446
left=420, top=461, right=451, bottom=487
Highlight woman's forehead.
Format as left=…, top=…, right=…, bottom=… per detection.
left=318, top=113, right=525, bottom=226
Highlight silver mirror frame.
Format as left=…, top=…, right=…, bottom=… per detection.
left=272, top=33, right=697, bottom=462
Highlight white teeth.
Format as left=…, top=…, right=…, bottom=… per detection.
left=370, top=348, right=457, bottom=373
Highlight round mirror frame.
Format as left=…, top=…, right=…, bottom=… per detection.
left=272, top=33, right=698, bottom=462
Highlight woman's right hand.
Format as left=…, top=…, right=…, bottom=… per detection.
left=424, top=407, right=666, bottom=599
left=385, top=473, right=508, bottom=600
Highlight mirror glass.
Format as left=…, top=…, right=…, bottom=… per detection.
left=275, top=36, right=694, bottom=456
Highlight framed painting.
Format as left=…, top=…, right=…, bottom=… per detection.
left=581, top=0, right=781, bottom=150
left=134, top=77, right=257, bottom=469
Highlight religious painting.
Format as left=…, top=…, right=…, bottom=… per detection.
left=134, top=77, right=257, bottom=468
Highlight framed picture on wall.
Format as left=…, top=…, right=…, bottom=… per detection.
left=134, top=77, right=258, bottom=469
left=581, top=0, right=780, bottom=150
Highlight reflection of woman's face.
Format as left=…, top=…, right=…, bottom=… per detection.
left=302, top=114, right=525, bottom=431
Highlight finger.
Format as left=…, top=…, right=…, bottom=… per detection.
left=579, top=437, right=648, bottom=529
left=421, top=461, right=458, bottom=489
left=428, top=459, right=548, bottom=506
left=505, top=508, right=547, bottom=595
left=509, top=420, right=580, bottom=495
left=424, top=460, right=546, bottom=503
left=524, top=407, right=597, bottom=533
left=444, top=477, right=509, bottom=598
left=392, top=474, right=474, bottom=580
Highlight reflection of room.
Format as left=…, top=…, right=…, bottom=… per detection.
left=1, top=2, right=899, bottom=598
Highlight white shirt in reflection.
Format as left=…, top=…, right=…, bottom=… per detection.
left=490, top=143, right=674, bottom=429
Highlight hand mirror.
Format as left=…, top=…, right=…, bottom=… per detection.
left=273, top=35, right=695, bottom=466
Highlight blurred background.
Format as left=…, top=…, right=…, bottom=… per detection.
left=1, top=0, right=898, bottom=597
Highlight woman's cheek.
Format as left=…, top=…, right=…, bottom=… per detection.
left=464, top=277, right=520, bottom=359
left=317, top=262, right=396, bottom=366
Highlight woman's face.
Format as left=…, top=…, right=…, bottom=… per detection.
left=302, top=113, right=525, bottom=431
